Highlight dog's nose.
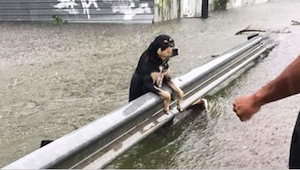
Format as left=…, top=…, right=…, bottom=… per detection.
left=172, top=48, right=178, bottom=57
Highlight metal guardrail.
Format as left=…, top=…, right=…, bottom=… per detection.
left=2, top=35, right=277, bottom=169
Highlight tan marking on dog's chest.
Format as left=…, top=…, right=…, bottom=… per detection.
left=151, top=66, right=170, bottom=88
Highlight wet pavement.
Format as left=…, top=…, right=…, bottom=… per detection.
left=1, top=0, right=300, bottom=168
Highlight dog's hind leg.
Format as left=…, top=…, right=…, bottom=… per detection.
left=144, top=76, right=171, bottom=114
left=156, top=87, right=171, bottom=114
left=163, top=70, right=184, bottom=112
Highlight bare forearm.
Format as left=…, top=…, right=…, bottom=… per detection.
left=253, top=54, right=300, bottom=106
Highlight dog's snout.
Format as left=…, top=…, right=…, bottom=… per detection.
left=172, top=48, right=179, bottom=57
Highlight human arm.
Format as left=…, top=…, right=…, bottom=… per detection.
left=233, top=53, right=300, bottom=121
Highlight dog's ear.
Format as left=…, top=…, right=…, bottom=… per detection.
left=146, top=41, right=158, bottom=57
left=147, top=42, right=154, bottom=53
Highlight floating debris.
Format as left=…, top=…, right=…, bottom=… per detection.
left=291, top=20, right=300, bottom=25
left=235, top=24, right=291, bottom=35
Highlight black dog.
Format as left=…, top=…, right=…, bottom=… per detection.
left=129, top=35, right=184, bottom=114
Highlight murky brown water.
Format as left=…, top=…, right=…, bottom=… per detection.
left=1, top=0, right=300, bottom=168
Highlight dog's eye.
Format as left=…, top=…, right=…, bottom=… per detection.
left=169, top=39, right=174, bottom=45
left=164, top=40, right=168, bottom=43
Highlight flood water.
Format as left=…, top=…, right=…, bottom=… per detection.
left=1, top=0, right=300, bottom=168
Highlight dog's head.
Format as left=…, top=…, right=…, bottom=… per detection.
left=147, top=35, right=178, bottom=62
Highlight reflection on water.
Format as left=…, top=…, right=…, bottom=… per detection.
left=107, top=89, right=228, bottom=169
left=107, top=107, right=210, bottom=169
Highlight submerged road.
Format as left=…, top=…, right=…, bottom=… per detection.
left=0, top=0, right=300, bottom=168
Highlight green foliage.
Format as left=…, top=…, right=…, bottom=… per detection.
left=155, top=0, right=172, bottom=20
left=52, top=15, right=64, bottom=25
left=213, top=0, right=229, bottom=10
left=177, top=0, right=181, bottom=18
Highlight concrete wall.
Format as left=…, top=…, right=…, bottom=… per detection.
left=228, top=0, right=269, bottom=8
left=0, top=0, right=154, bottom=23
left=180, top=0, right=270, bottom=18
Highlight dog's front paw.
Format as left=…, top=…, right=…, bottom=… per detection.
left=177, top=104, right=183, bottom=112
left=163, top=107, right=170, bottom=115
left=177, top=90, right=184, bottom=112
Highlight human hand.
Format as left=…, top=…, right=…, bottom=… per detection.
left=233, top=95, right=262, bottom=121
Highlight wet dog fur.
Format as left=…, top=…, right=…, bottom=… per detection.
left=129, top=35, right=184, bottom=114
